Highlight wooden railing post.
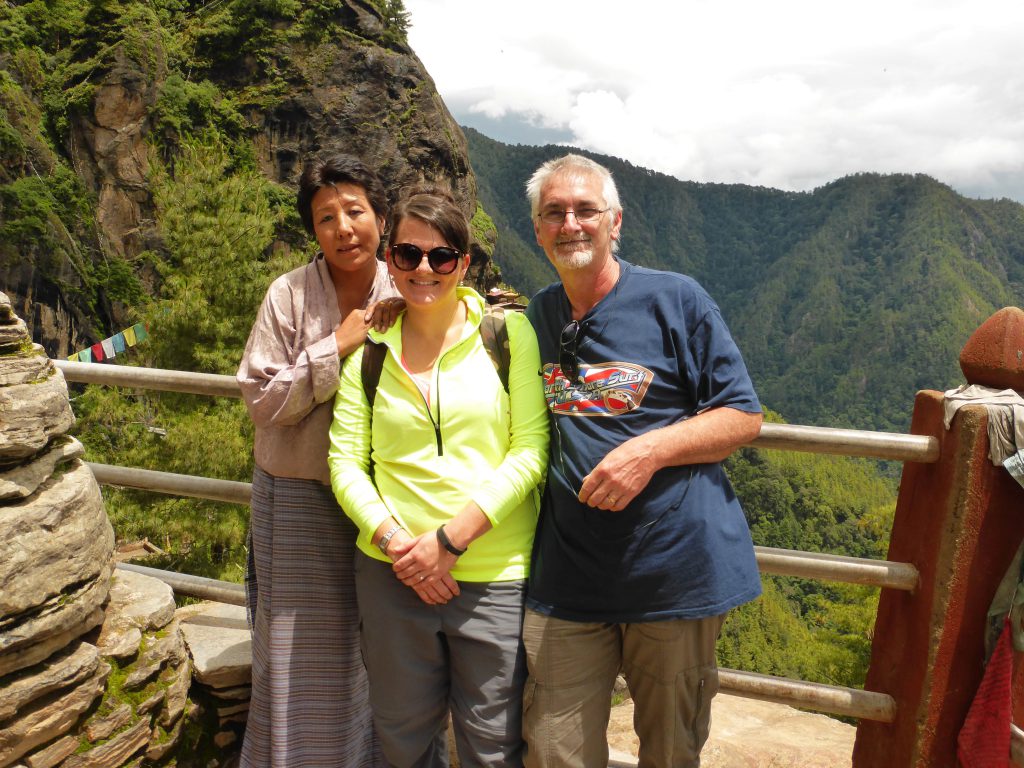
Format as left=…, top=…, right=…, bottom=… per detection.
left=854, top=307, right=1024, bottom=767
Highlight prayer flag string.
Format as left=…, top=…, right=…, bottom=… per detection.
left=67, top=322, right=149, bottom=362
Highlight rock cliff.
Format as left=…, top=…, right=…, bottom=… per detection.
left=0, top=2, right=488, bottom=358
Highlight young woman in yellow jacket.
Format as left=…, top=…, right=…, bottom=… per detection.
left=328, top=186, right=548, bottom=768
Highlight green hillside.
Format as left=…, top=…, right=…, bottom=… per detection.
left=465, top=127, right=1024, bottom=432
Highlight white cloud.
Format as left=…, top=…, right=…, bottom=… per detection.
left=405, top=0, right=1024, bottom=201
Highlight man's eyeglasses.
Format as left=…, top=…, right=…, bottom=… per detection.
left=389, top=243, right=463, bottom=274
left=537, top=208, right=609, bottom=226
left=559, top=320, right=581, bottom=381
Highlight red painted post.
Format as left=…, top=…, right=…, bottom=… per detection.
left=853, top=307, right=1024, bottom=767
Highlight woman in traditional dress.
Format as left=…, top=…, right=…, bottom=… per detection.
left=328, top=186, right=549, bottom=767
left=236, top=153, right=399, bottom=767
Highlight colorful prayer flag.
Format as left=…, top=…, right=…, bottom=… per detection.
left=132, top=322, right=149, bottom=342
left=90, top=343, right=103, bottom=362
left=123, top=326, right=137, bottom=346
left=112, top=332, right=126, bottom=354
left=80, top=348, right=93, bottom=363
left=101, top=338, right=115, bottom=359
left=67, top=352, right=79, bottom=361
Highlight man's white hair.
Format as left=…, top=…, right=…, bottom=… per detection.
left=525, top=154, right=622, bottom=219
left=525, top=154, right=622, bottom=253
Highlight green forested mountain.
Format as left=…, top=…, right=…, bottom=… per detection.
left=466, top=127, right=1024, bottom=432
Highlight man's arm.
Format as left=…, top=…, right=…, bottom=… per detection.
left=577, top=407, right=763, bottom=510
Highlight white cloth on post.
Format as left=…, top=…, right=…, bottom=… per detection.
left=943, top=384, right=1024, bottom=487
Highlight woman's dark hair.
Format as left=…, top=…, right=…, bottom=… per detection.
left=296, top=153, right=388, bottom=234
left=388, top=184, right=470, bottom=253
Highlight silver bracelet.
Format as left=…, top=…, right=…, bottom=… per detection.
left=377, top=525, right=402, bottom=556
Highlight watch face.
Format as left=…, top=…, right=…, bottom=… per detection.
left=378, top=526, right=399, bottom=554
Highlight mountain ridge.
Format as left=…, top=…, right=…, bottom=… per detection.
left=464, top=126, right=1024, bottom=431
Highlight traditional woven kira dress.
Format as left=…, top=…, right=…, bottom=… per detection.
left=236, top=255, right=397, bottom=768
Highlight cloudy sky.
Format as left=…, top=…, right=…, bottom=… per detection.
left=403, top=0, right=1024, bottom=203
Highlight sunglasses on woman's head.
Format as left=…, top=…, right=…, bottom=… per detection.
left=389, top=243, right=463, bottom=274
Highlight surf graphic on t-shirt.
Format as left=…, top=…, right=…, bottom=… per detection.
left=541, top=362, right=653, bottom=416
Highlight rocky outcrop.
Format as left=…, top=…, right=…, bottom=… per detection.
left=69, top=46, right=162, bottom=267
left=1, top=465, right=113, bottom=623
left=95, top=570, right=177, bottom=661
left=0, top=660, right=112, bottom=767
left=0, top=297, right=197, bottom=768
left=0, top=301, right=29, bottom=354
left=0, top=644, right=102, bottom=723
left=1, top=2, right=484, bottom=358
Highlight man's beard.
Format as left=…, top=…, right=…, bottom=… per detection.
left=553, top=238, right=594, bottom=269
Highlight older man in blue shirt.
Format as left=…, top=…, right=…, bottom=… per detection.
left=522, top=154, right=763, bottom=768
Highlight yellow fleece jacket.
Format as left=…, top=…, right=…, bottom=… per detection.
left=328, top=288, right=549, bottom=582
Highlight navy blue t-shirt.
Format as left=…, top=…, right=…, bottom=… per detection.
left=525, top=259, right=763, bottom=622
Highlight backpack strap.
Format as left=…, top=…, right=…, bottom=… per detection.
left=479, top=306, right=512, bottom=393
left=360, top=338, right=388, bottom=408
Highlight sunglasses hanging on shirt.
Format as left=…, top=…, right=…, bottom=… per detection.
left=559, top=320, right=582, bottom=381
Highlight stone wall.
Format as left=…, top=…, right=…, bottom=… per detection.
left=0, top=293, right=205, bottom=768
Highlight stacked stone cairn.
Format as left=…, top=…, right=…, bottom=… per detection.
left=0, top=293, right=200, bottom=767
